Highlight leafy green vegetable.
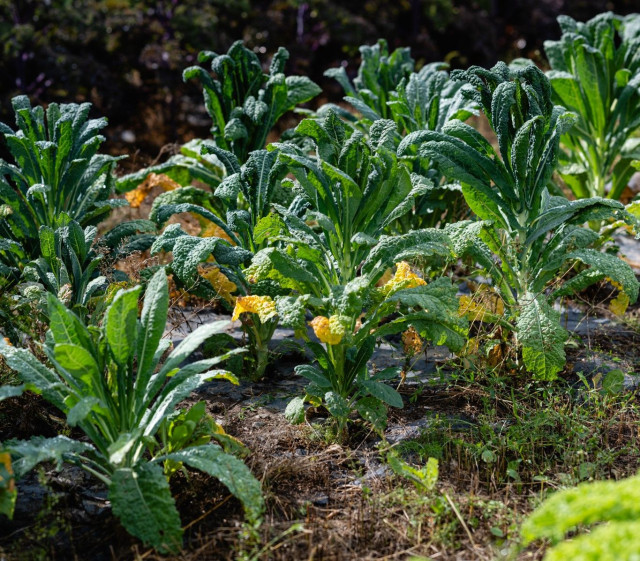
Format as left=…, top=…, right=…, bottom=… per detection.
left=0, top=269, right=263, bottom=552
left=147, top=146, right=296, bottom=379
left=0, top=96, right=125, bottom=288
left=387, top=453, right=439, bottom=492
left=116, top=42, right=322, bottom=319
left=117, top=40, right=321, bottom=205
left=325, top=40, right=477, bottom=231
left=22, top=218, right=106, bottom=316
left=251, top=111, right=466, bottom=434
left=400, top=62, right=638, bottom=379
left=110, top=463, right=183, bottom=553
left=522, top=473, right=640, bottom=561
left=185, top=41, right=321, bottom=164
left=545, top=12, right=640, bottom=201
left=325, top=39, right=414, bottom=121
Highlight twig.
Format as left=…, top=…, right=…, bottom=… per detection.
left=443, top=492, right=476, bottom=548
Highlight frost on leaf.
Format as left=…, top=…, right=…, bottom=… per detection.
left=458, top=286, right=505, bottom=322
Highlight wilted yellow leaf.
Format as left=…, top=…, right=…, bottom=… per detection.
left=607, top=278, right=631, bottom=316
left=402, top=326, right=422, bottom=356
left=458, top=286, right=505, bottom=322
left=459, top=336, right=480, bottom=358
left=125, top=172, right=180, bottom=208
left=232, top=295, right=277, bottom=323
left=376, top=267, right=393, bottom=287
left=199, top=221, right=235, bottom=244
left=381, top=262, right=427, bottom=296
left=306, top=394, right=322, bottom=407
left=309, top=315, right=345, bottom=345
left=487, top=342, right=503, bottom=367
left=0, top=452, right=14, bottom=493
left=198, top=265, right=237, bottom=304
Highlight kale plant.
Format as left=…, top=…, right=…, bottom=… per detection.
left=522, top=473, right=640, bottom=561
left=325, top=39, right=477, bottom=230
left=24, top=218, right=107, bottom=315
left=0, top=96, right=125, bottom=287
left=249, top=111, right=466, bottom=435
left=400, top=62, right=638, bottom=380
left=545, top=12, right=640, bottom=201
left=0, top=269, right=262, bottom=552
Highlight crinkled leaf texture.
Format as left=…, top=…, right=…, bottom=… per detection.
left=522, top=473, right=640, bottom=544
left=0, top=338, right=66, bottom=410
left=324, top=392, right=350, bottom=419
left=109, top=462, right=183, bottom=554
left=163, top=445, right=264, bottom=524
left=377, top=277, right=468, bottom=352
left=151, top=225, right=251, bottom=284
left=542, top=521, right=640, bottom=561
left=516, top=292, right=568, bottom=380
left=356, top=397, right=387, bottom=434
left=5, top=436, right=95, bottom=478
left=285, top=396, right=306, bottom=425
left=522, top=472, right=640, bottom=561
left=565, top=249, right=639, bottom=304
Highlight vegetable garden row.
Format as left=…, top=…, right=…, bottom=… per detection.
left=1, top=10, right=640, bottom=560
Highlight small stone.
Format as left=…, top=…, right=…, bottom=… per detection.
left=312, top=494, right=329, bottom=506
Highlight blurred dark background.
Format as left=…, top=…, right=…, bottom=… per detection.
left=1, top=0, right=637, bottom=166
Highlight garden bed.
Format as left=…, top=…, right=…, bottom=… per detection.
left=2, top=295, right=639, bottom=561
left=2, top=9, right=640, bottom=561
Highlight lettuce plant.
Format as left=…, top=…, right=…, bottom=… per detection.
left=0, top=96, right=125, bottom=287
left=400, top=62, right=639, bottom=380
left=521, top=473, right=640, bottom=561
left=545, top=12, right=640, bottom=201
left=0, top=269, right=263, bottom=553
left=326, top=40, right=477, bottom=231
left=248, top=112, right=466, bottom=434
